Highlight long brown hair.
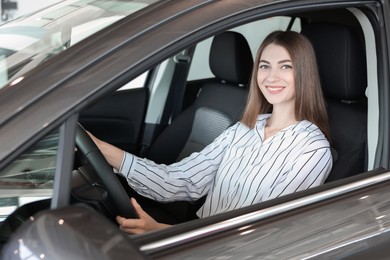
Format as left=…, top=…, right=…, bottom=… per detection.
left=241, top=30, right=330, bottom=140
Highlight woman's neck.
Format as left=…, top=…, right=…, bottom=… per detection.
left=264, top=106, right=298, bottom=140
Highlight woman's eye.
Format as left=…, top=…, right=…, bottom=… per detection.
left=281, top=64, right=293, bottom=69
left=259, top=64, right=269, bottom=69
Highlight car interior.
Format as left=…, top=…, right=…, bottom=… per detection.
left=0, top=6, right=377, bottom=248
left=119, top=31, right=255, bottom=223
left=76, top=8, right=373, bottom=225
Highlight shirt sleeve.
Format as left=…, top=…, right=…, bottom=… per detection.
left=264, top=137, right=333, bottom=201
left=118, top=123, right=239, bottom=202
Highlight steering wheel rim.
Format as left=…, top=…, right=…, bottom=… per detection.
left=75, top=123, right=138, bottom=219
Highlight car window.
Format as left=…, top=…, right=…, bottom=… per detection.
left=143, top=16, right=302, bottom=125
left=188, top=16, right=301, bottom=81
left=0, top=0, right=159, bottom=90
left=0, top=130, right=59, bottom=221
left=118, top=71, right=148, bottom=90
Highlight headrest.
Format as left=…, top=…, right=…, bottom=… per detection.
left=209, top=31, right=253, bottom=85
left=301, top=23, right=367, bottom=101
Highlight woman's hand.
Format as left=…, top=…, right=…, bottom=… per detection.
left=117, top=198, right=171, bottom=234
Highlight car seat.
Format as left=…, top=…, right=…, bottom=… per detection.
left=147, top=31, right=254, bottom=164
left=301, top=23, right=368, bottom=182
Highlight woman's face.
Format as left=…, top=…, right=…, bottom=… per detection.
left=257, top=43, right=296, bottom=110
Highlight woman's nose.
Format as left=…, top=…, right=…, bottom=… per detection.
left=265, top=68, right=280, bottom=82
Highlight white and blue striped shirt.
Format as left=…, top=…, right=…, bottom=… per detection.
left=119, top=114, right=332, bottom=218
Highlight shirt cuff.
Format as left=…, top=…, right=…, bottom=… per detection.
left=118, top=151, right=135, bottom=177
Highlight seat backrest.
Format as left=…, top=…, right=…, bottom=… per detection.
left=147, top=31, right=253, bottom=164
left=301, top=23, right=368, bottom=182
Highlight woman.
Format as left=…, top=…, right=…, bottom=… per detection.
left=91, top=30, right=332, bottom=234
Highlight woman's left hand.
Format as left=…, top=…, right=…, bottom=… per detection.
left=116, top=198, right=171, bottom=234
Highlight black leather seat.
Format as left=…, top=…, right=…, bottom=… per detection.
left=147, top=31, right=254, bottom=164
left=301, top=23, right=368, bottom=182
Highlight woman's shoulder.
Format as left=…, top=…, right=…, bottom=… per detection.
left=297, top=120, right=330, bottom=144
left=297, top=120, right=323, bottom=133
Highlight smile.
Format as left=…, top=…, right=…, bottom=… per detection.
left=266, top=86, right=285, bottom=93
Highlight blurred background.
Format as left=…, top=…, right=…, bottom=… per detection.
left=1, top=0, right=61, bottom=23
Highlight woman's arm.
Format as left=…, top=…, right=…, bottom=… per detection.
left=88, top=131, right=124, bottom=170
left=264, top=139, right=333, bottom=201
left=88, top=123, right=238, bottom=202
left=120, top=123, right=240, bottom=203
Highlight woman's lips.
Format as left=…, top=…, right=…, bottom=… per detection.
left=266, top=85, right=285, bottom=94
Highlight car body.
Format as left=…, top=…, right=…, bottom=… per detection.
left=0, top=0, right=390, bottom=259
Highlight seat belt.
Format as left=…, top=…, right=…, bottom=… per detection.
left=140, top=48, right=194, bottom=158
left=162, top=47, right=195, bottom=124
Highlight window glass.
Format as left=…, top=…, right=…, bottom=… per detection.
left=0, top=130, right=59, bottom=221
left=118, top=72, right=148, bottom=90
left=0, top=0, right=159, bottom=90
left=188, top=16, right=301, bottom=81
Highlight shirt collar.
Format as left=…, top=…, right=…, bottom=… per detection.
left=255, top=114, right=321, bottom=136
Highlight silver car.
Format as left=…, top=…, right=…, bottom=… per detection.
left=0, top=0, right=389, bottom=259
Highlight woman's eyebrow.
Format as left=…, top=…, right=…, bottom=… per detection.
left=278, top=59, right=292, bottom=64
left=259, top=59, right=292, bottom=64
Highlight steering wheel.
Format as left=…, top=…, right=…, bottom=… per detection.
left=75, top=123, right=138, bottom=219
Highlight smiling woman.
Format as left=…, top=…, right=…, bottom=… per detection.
left=257, top=44, right=297, bottom=134
left=88, top=30, right=332, bottom=235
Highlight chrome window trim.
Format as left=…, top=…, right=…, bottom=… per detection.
left=141, top=171, right=390, bottom=253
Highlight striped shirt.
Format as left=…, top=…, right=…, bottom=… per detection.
left=119, top=114, right=332, bottom=218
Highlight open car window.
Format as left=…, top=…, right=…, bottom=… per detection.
left=188, top=16, right=302, bottom=81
